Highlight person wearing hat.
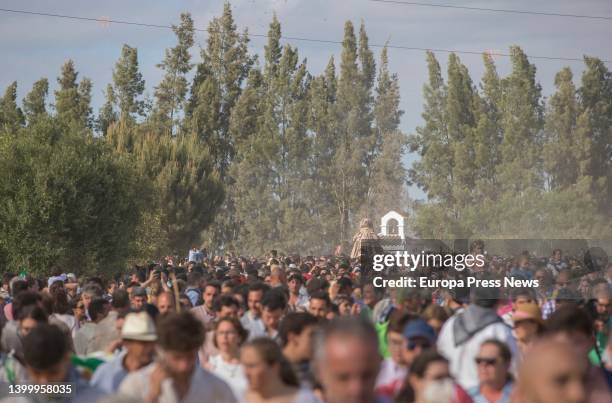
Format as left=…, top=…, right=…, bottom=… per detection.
left=512, top=303, right=543, bottom=355
left=401, top=319, right=436, bottom=370
left=90, top=312, right=157, bottom=393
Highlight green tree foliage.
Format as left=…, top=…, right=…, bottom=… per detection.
left=112, top=45, right=146, bottom=121
left=0, top=121, right=147, bottom=275
left=186, top=2, right=253, bottom=177
left=186, top=3, right=254, bottom=251
left=54, top=60, right=92, bottom=130
left=96, top=84, right=118, bottom=136
left=410, top=47, right=610, bottom=238
left=22, top=78, right=49, bottom=124
left=154, top=12, right=194, bottom=135
left=0, top=82, right=25, bottom=133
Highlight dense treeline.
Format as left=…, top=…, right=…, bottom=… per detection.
left=0, top=4, right=610, bottom=274
left=409, top=49, right=611, bottom=238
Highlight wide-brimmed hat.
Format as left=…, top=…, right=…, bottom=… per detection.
left=512, top=303, right=543, bottom=325
left=121, top=312, right=157, bottom=341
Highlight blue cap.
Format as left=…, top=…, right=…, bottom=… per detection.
left=403, top=319, right=435, bottom=343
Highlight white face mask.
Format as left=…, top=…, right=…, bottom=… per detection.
left=423, top=378, right=454, bottom=403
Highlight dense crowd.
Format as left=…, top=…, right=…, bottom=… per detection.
left=0, top=246, right=610, bottom=403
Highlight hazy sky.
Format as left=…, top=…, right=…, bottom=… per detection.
left=2, top=0, right=611, bottom=200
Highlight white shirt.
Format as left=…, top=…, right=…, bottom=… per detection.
left=119, top=362, right=236, bottom=403
left=208, top=354, right=248, bottom=400
left=437, top=314, right=518, bottom=391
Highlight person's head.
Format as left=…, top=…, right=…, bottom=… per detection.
left=23, top=324, right=71, bottom=383
left=213, top=295, right=240, bottom=319
left=386, top=311, right=416, bottom=366
left=517, top=337, right=588, bottom=403
left=89, top=297, right=110, bottom=322
left=81, top=284, right=103, bottom=309
left=241, top=337, right=298, bottom=392
left=287, top=273, right=303, bottom=294
left=261, top=289, right=287, bottom=332
left=404, top=351, right=451, bottom=403
left=362, top=283, right=380, bottom=308
left=17, top=305, right=48, bottom=337
left=334, top=295, right=354, bottom=316
left=511, top=288, right=537, bottom=308
left=156, top=292, right=175, bottom=315
left=476, top=339, right=512, bottom=388
left=48, top=281, right=70, bottom=315
left=552, top=248, right=562, bottom=261
left=130, top=287, right=147, bottom=311
left=544, top=306, right=594, bottom=357
left=313, top=317, right=381, bottom=403
left=555, top=270, right=571, bottom=290
left=156, top=312, right=205, bottom=378
left=111, top=289, right=130, bottom=313
left=213, top=317, right=248, bottom=355
left=534, top=268, right=549, bottom=287
left=421, top=304, right=449, bottom=335
left=279, top=312, right=319, bottom=362
left=401, top=319, right=436, bottom=368
left=513, top=303, right=543, bottom=347
left=203, top=282, right=220, bottom=309
left=71, top=299, right=85, bottom=320
left=121, top=312, right=157, bottom=369
left=12, top=291, right=43, bottom=321
left=247, top=282, right=269, bottom=317
left=308, top=291, right=330, bottom=319
left=593, top=291, right=611, bottom=317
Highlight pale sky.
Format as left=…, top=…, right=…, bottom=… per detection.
left=2, top=0, right=611, bottom=200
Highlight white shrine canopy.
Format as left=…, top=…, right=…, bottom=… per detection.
left=379, top=210, right=406, bottom=240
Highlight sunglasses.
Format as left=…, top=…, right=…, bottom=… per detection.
left=407, top=340, right=432, bottom=351
left=475, top=357, right=498, bottom=366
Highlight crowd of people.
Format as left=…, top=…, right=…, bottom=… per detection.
left=0, top=245, right=610, bottom=403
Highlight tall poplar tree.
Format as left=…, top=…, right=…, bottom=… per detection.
left=54, top=60, right=92, bottom=130
left=0, top=82, right=25, bottom=133
left=112, top=45, right=145, bottom=122
left=154, top=13, right=194, bottom=135
left=22, top=78, right=49, bottom=124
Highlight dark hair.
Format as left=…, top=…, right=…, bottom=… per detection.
left=511, top=288, right=536, bottom=302
left=388, top=311, right=417, bottom=334
left=213, top=317, right=248, bottom=348
left=111, top=289, right=130, bottom=310
left=187, top=272, right=202, bottom=287
left=49, top=282, right=71, bottom=315
left=481, top=339, right=512, bottom=364
left=88, top=298, right=109, bottom=322
left=213, top=295, right=239, bottom=313
left=205, top=280, right=222, bottom=292
left=421, top=304, right=449, bottom=325
left=410, top=350, right=448, bottom=378
left=17, top=305, right=48, bottom=323
left=278, top=312, right=319, bottom=347
left=10, top=279, right=28, bottom=297
left=248, top=281, right=269, bottom=294
left=157, top=312, right=205, bottom=352
left=310, top=291, right=330, bottom=307
left=544, top=306, right=594, bottom=337
left=262, top=289, right=287, bottom=311
left=22, top=324, right=70, bottom=371
left=12, top=291, right=42, bottom=319
left=243, top=337, right=299, bottom=387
